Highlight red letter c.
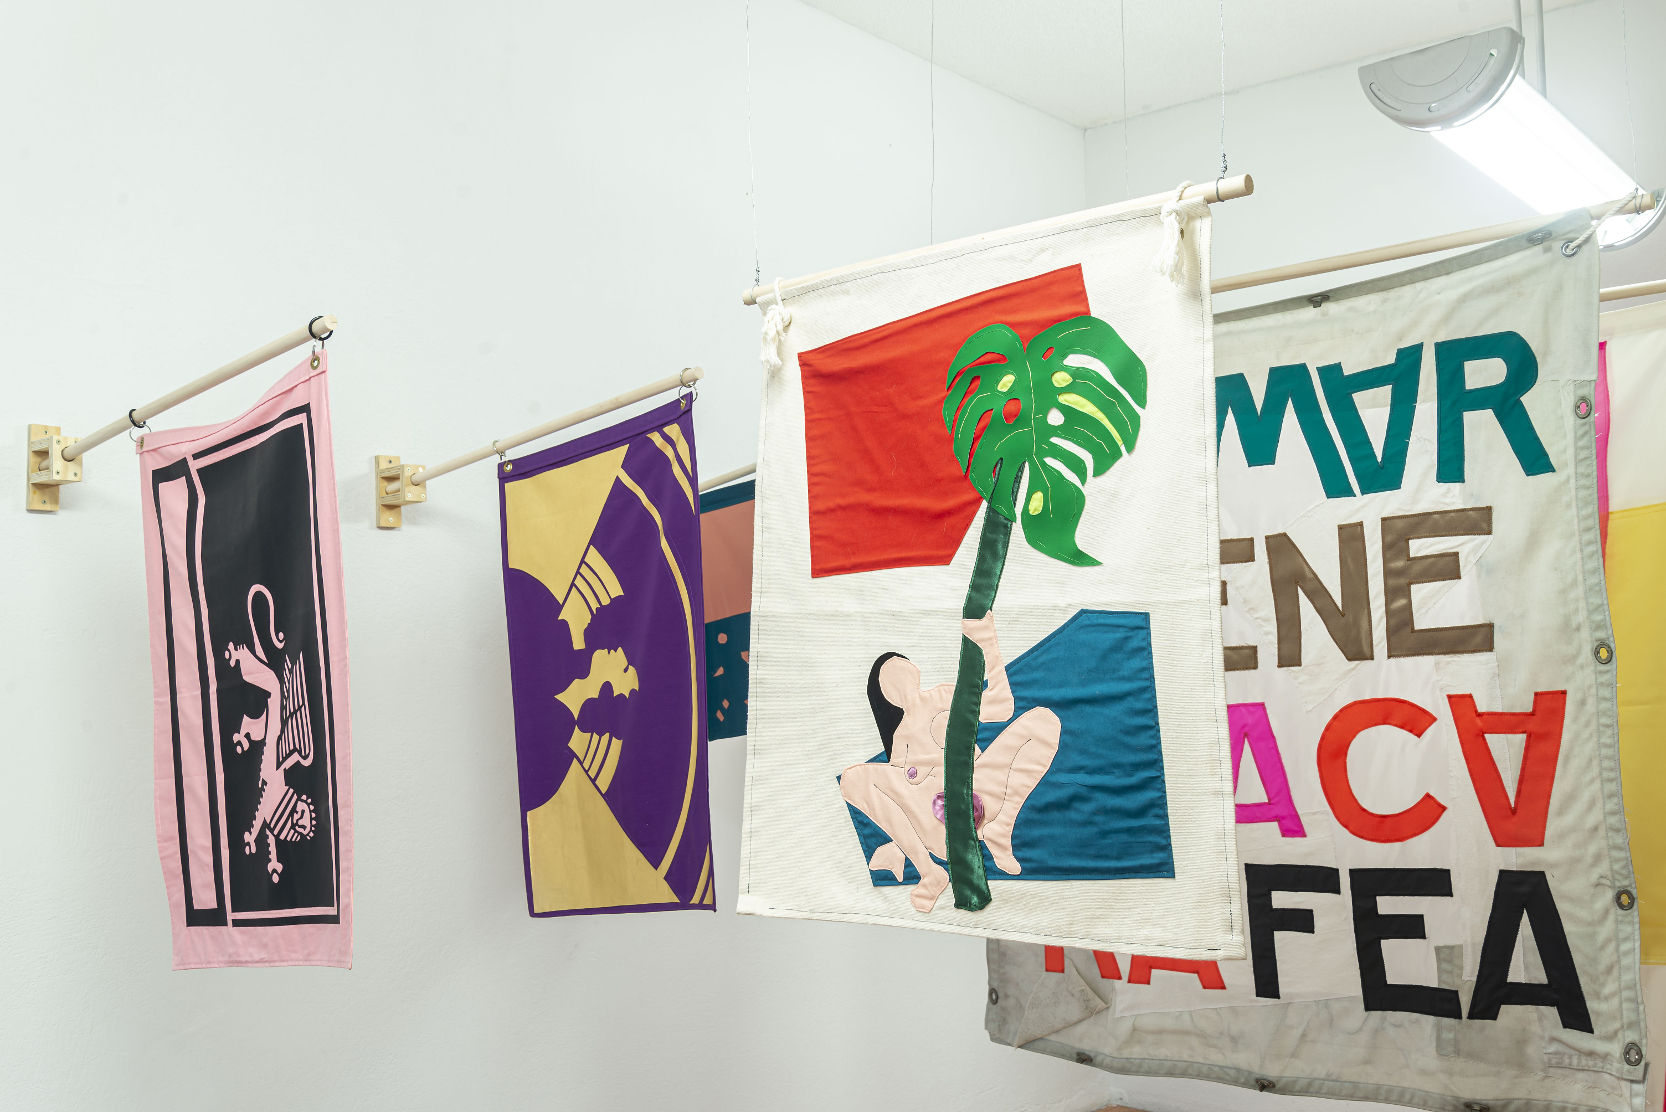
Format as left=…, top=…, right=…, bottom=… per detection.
left=1317, top=698, right=1445, bottom=843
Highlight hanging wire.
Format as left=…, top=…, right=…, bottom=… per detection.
left=929, top=0, right=937, bottom=243
left=745, top=0, right=761, bottom=288
left=1120, top=0, right=1130, bottom=200
left=1620, top=0, right=1639, bottom=189
left=1218, top=0, right=1229, bottom=178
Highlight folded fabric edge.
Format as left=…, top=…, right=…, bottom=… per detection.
left=732, top=895, right=1245, bottom=960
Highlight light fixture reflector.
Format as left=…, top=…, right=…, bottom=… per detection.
left=1431, top=78, right=1653, bottom=248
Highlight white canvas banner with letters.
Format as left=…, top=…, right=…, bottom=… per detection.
left=985, top=213, right=1647, bottom=1112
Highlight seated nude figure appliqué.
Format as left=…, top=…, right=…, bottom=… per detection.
left=839, top=611, right=1060, bottom=913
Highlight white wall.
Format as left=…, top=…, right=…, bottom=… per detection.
left=0, top=3, right=1101, bottom=1110
left=1086, top=0, right=1666, bottom=315
left=9, top=1, right=1662, bottom=1109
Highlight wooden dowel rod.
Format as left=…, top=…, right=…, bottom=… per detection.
left=62, top=315, right=337, bottom=460
left=410, top=368, right=703, bottom=487
left=1212, top=193, right=1657, bottom=295
left=741, top=175, right=1255, bottom=306
left=1601, top=278, right=1666, bottom=303
left=698, top=462, right=756, bottom=493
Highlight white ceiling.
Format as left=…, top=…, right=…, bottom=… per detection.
left=802, top=0, right=1586, bottom=128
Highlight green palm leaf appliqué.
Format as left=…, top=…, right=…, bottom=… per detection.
left=943, top=316, right=1147, bottom=565
left=934, top=312, right=1148, bottom=913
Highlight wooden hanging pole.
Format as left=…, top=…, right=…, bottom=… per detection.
left=375, top=368, right=704, bottom=529
left=1213, top=192, right=1657, bottom=294
left=60, top=315, right=338, bottom=462
left=698, top=462, right=756, bottom=493
left=27, top=315, right=337, bottom=514
left=740, top=175, right=1255, bottom=306
left=1601, top=278, right=1666, bottom=303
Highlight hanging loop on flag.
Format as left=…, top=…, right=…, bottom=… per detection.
left=758, top=278, right=793, bottom=372
left=308, top=315, right=332, bottom=369
left=1152, top=181, right=1197, bottom=283
left=126, top=408, right=151, bottom=445
left=1561, top=188, right=1643, bottom=256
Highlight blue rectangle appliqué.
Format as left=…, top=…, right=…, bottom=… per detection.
left=842, top=609, right=1174, bottom=885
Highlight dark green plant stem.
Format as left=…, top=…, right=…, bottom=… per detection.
left=944, top=503, right=1014, bottom=911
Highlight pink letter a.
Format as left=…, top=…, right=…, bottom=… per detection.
left=1229, top=702, right=1306, bottom=838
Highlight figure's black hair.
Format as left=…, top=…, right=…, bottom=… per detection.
left=868, top=652, right=909, bottom=758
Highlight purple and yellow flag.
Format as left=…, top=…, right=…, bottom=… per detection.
left=498, top=399, right=714, bottom=916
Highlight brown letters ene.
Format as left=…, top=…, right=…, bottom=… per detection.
left=1221, top=506, right=1566, bottom=849
left=1222, top=506, right=1495, bottom=672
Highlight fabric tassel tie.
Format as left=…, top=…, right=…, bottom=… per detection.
left=758, top=278, right=793, bottom=371
left=1151, top=181, right=1197, bottom=284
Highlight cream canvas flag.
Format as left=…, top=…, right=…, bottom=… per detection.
left=737, top=197, right=1242, bottom=956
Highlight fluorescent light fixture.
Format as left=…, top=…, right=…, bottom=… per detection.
left=1360, top=28, right=1660, bottom=249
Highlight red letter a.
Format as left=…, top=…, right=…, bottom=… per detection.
left=1448, top=691, right=1566, bottom=847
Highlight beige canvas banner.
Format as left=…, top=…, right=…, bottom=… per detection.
left=986, top=213, right=1647, bottom=1112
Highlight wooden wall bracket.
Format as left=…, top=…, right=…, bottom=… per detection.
left=26, top=424, right=82, bottom=512
left=375, top=454, right=425, bottom=529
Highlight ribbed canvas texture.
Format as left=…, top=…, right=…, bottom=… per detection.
left=736, top=200, right=1243, bottom=957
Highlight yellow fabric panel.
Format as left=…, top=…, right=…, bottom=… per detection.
left=1609, top=500, right=1666, bottom=962
left=526, top=764, right=678, bottom=913
left=504, top=446, right=627, bottom=602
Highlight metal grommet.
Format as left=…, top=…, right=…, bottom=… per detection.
left=1074, top=1052, right=1093, bottom=1065
left=503, top=461, right=513, bottom=473
left=1625, top=1042, right=1644, bottom=1067
left=1617, top=888, right=1636, bottom=911
left=1561, top=240, right=1581, bottom=257
left=1527, top=229, right=1552, bottom=246
left=1307, top=293, right=1331, bottom=309
left=1255, top=1079, right=1276, bottom=1092
left=1574, top=397, right=1593, bottom=419
left=1595, top=641, right=1615, bottom=665
left=310, top=351, right=321, bottom=369
left=988, top=987, right=999, bottom=1006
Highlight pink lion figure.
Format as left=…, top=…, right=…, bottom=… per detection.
left=224, top=589, right=317, bottom=884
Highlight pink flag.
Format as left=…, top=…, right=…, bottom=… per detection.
left=137, top=353, right=353, bottom=968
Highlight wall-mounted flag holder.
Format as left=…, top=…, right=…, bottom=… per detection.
left=27, top=314, right=337, bottom=513
left=25, top=425, right=83, bottom=511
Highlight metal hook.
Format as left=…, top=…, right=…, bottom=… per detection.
left=127, top=408, right=152, bottom=445
left=678, top=367, right=699, bottom=410
left=308, top=315, right=332, bottom=369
